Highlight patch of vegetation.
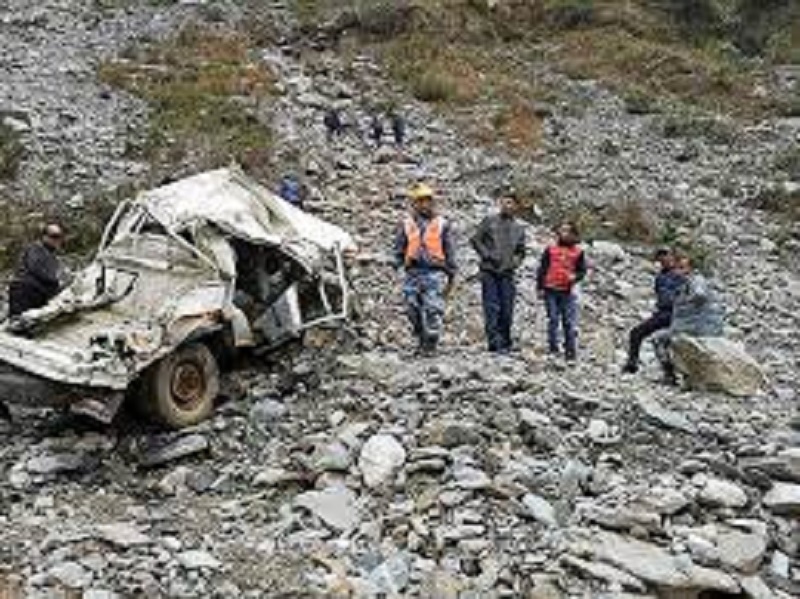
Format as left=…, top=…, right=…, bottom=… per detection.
left=99, top=24, right=274, bottom=176
left=748, top=185, right=800, bottom=221
left=661, top=111, right=738, bottom=144
left=0, top=192, right=122, bottom=271
left=0, top=122, right=25, bottom=181
left=775, top=145, right=800, bottom=179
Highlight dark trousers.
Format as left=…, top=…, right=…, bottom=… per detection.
left=481, top=272, right=516, bottom=351
left=627, top=311, right=672, bottom=366
left=8, top=281, right=49, bottom=317
left=544, top=289, right=577, bottom=359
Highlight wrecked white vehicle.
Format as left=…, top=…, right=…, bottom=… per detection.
left=0, top=168, right=355, bottom=428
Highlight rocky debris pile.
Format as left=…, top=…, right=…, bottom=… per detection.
left=1, top=348, right=799, bottom=598
left=1, top=1, right=800, bottom=598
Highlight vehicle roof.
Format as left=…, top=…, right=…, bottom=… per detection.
left=137, top=167, right=356, bottom=254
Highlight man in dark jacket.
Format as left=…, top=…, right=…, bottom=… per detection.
left=8, top=223, right=64, bottom=317
left=394, top=183, right=457, bottom=355
left=536, top=222, right=587, bottom=362
left=622, top=248, right=685, bottom=374
left=471, top=191, right=526, bottom=353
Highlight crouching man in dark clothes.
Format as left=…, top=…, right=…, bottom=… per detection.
left=622, top=248, right=685, bottom=374
left=8, top=223, right=65, bottom=317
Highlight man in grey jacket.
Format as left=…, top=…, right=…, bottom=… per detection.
left=471, top=191, right=526, bottom=353
left=8, top=223, right=65, bottom=317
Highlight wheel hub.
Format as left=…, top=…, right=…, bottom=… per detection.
left=171, top=362, right=205, bottom=408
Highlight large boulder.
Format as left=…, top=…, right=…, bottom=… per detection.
left=671, top=335, right=766, bottom=397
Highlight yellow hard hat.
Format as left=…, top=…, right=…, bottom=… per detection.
left=409, top=183, right=434, bottom=201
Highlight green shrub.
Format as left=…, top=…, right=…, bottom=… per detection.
left=0, top=122, right=25, bottom=181
left=609, top=199, right=657, bottom=243
left=411, top=69, right=458, bottom=103
left=775, top=145, right=800, bottom=179
left=545, top=0, right=596, bottom=29
left=99, top=25, right=274, bottom=175
left=748, top=185, right=800, bottom=220
left=662, top=112, right=737, bottom=144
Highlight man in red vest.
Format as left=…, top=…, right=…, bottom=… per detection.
left=393, top=183, right=457, bottom=355
left=536, top=222, right=587, bottom=362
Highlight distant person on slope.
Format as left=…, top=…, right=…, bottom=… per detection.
left=394, top=183, right=457, bottom=356
left=323, top=107, right=344, bottom=141
left=471, top=190, right=527, bottom=354
left=8, top=223, right=65, bottom=317
left=369, top=112, right=384, bottom=147
left=278, top=173, right=305, bottom=210
left=652, top=254, right=725, bottom=385
left=389, top=111, right=406, bottom=147
left=622, top=248, right=685, bottom=374
left=536, top=222, right=587, bottom=363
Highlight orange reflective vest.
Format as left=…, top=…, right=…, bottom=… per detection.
left=404, top=216, right=446, bottom=267
left=544, top=244, right=582, bottom=290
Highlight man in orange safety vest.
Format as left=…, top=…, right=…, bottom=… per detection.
left=393, top=183, right=457, bottom=355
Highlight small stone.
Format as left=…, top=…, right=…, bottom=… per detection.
left=139, top=434, right=209, bottom=468
left=698, top=478, right=748, bottom=508
left=717, top=528, right=767, bottom=573
left=522, top=494, right=557, bottom=527
left=177, top=550, right=221, bottom=570
left=94, top=523, right=151, bottom=548
left=49, top=561, right=93, bottom=589
left=359, top=434, right=406, bottom=488
left=762, top=482, right=800, bottom=514
left=27, top=453, right=90, bottom=476
left=452, top=465, right=491, bottom=491
left=295, top=485, right=360, bottom=531
left=637, top=396, right=696, bottom=434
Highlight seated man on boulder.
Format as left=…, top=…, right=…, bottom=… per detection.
left=652, top=253, right=724, bottom=385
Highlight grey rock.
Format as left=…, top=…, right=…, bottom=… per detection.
left=139, top=434, right=209, bottom=468
left=177, top=550, right=221, bottom=570
left=698, top=478, right=748, bottom=508
left=94, top=523, right=151, bottom=548
left=521, top=494, right=558, bottom=527
left=295, top=485, right=360, bottom=531
left=249, top=398, right=287, bottom=428
left=762, top=482, right=800, bottom=514
left=313, top=441, right=352, bottom=472
left=717, top=528, right=767, bottom=573
left=575, top=530, right=740, bottom=593
left=83, top=591, right=122, bottom=599
left=359, top=434, right=406, bottom=488
left=48, top=561, right=92, bottom=589
left=637, top=396, right=696, bottom=434
left=672, top=336, right=766, bottom=397
left=739, top=576, right=777, bottom=599
left=426, top=419, right=483, bottom=448
left=561, top=554, right=646, bottom=592
left=639, top=487, right=691, bottom=515
left=368, top=552, right=411, bottom=595
left=26, top=453, right=91, bottom=476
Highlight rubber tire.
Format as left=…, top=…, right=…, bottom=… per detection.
left=143, top=343, right=219, bottom=429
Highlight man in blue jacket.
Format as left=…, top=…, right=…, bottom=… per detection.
left=622, top=248, right=685, bottom=374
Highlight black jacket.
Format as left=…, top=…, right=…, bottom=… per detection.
left=8, top=241, right=61, bottom=316
left=471, top=214, right=526, bottom=274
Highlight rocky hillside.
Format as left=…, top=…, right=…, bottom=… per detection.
left=1, top=1, right=799, bottom=598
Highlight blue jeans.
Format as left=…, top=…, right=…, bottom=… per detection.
left=481, top=272, right=516, bottom=351
left=544, top=289, right=578, bottom=359
left=403, top=270, right=447, bottom=347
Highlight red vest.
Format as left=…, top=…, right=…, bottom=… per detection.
left=544, top=244, right=582, bottom=290
left=404, top=216, right=446, bottom=266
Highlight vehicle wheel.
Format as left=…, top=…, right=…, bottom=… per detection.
left=143, top=343, right=219, bottom=429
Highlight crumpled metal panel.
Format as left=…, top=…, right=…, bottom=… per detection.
left=0, top=167, right=354, bottom=399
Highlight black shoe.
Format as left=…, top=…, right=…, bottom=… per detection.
left=622, top=362, right=638, bottom=374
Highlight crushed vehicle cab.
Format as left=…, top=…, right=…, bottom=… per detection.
left=0, top=168, right=356, bottom=428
